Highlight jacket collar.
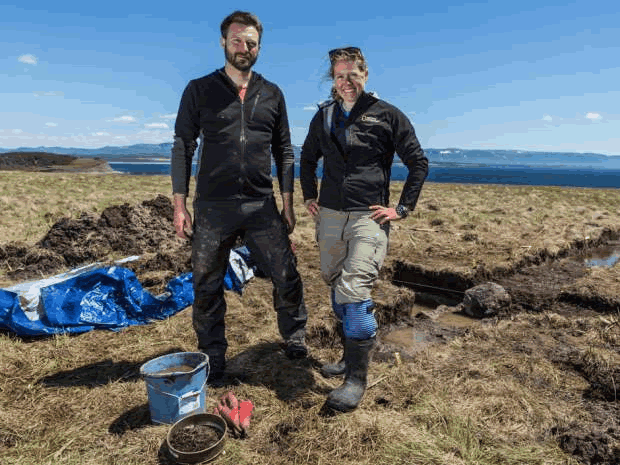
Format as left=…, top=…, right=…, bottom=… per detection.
left=320, top=91, right=379, bottom=135
left=217, top=67, right=262, bottom=98
left=318, top=91, right=378, bottom=107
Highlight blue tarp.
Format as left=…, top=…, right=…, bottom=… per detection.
left=0, top=247, right=257, bottom=337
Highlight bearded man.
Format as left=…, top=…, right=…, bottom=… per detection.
left=171, top=11, right=308, bottom=383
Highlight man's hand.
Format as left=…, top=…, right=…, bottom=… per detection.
left=281, top=192, right=296, bottom=234
left=369, top=205, right=402, bottom=225
left=172, top=193, right=193, bottom=240
left=304, top=198, right=319, bottom=218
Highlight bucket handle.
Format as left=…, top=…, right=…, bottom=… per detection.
left=148, top=377, right=208, bottom=400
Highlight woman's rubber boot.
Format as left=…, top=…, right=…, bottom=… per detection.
left=320, top=321, right=346, bottom=378
left=325, top=337, right=375, bottom=413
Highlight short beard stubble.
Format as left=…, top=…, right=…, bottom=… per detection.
left=225, top=47, right=258, bottom=72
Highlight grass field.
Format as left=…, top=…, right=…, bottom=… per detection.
left=0, top=171, right=618, bottom=465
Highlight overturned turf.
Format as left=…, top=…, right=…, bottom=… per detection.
left=0, top=194, right=191, bottom=292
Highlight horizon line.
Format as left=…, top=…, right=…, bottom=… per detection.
left=0, top=144, right=618, bottom=157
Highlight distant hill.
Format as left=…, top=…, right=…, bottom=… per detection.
left=0, top=152, right=114, bottom=173
left=421, top=148, right=618, bottom=169
left=0, top=143, right=173, bottom=158
left=1, top=144, right=618, bottom=169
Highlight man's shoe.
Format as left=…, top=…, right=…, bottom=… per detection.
left=207, top=370, right=228, bottom=387
left=201, top=351, right=226, bottom=382
left=284, top=339, right=308, bottom=359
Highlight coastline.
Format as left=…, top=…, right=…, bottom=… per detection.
left=3, top=151, right=620, bottom=188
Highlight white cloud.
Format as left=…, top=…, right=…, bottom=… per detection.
left=135, top=129, right=174, bottom=144
left=144, top=122, right=169, bottom=129
left=112, top=115, right=137, bottom=123
left=160, top=113, right=177, bottom=120
left=18, top=54, right=38, bottom=65
left=33, top=91, right=64, bottom=97
left=45, top=122, right=58, bottom=127
left=303, top=105, right=317, bottom=111
left=586, top=112, right=602, bottom=120
left=542, top=114, right=553, bottom=122
left=0, top=129, right=174, bottom=148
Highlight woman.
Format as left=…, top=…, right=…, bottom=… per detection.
left=300, top=47, right=428, bottom=412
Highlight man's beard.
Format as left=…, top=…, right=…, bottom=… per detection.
left=225, top=47, right=258, bottom=72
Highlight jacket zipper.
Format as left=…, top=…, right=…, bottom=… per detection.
left=249, top=91, right=261, bottom=120
left=240, top=94, right=246, bottom=181
left=242, top=91, right=260, bottom=185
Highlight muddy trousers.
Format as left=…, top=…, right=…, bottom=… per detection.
left=191, top=196, right=307, bottom=376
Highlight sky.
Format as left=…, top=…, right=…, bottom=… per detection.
left=1, top=1, right=619, bottom=155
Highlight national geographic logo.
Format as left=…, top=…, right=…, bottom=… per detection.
left=361, top=114, right=380, bottom=124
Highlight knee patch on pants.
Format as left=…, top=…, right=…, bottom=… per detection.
left=331, top=288, right=345, bottom=321
left=343, top=300, right=377, bottom=340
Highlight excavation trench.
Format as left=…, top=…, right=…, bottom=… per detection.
left=375, top=228, right=620, bottom=379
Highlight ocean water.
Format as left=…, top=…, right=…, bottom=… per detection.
left=108, top=162, right=620, bottom=189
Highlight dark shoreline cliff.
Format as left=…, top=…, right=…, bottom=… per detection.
left=0, top=152, right=115, bottom=173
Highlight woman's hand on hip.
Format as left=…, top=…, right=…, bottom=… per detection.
left=369, top=205, right=401, bottom=224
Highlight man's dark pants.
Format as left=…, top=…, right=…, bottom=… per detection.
left=191, top=195, right=307, bottom=377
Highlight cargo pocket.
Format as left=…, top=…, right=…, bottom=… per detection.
left=371, top=223, right=389, bottom=271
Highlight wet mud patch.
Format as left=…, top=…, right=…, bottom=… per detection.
left=372, top=280, right=474, bottom=362
left=0, top=195, right=191, bottom=293
left=374, top=317, right=466, bottom=363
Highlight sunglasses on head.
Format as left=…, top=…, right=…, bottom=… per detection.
left=328, top=46, right=362, bottom=60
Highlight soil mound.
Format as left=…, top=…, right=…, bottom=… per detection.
left=0, top=195, right=191, bottom=291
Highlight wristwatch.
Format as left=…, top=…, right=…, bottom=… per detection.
left=395, top=204, right=409, bottom=219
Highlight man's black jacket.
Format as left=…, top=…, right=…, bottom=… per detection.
left=300, top=92, right=428, bottom=212
left=171, top=68, right=295, bottom=201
